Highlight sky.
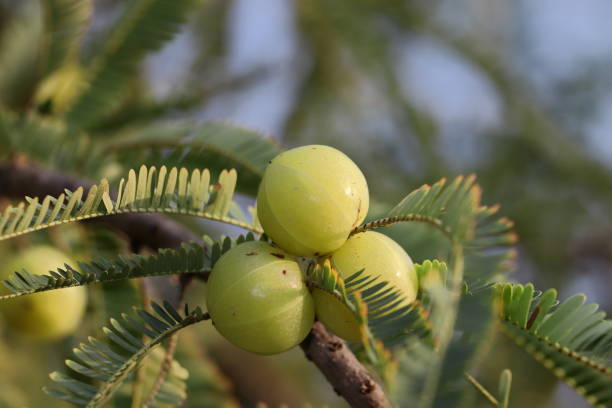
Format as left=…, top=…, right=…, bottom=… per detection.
left=146, top=0, right=612, bottom=163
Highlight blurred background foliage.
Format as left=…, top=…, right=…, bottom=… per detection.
left=1, top=0, right=611, bottom=407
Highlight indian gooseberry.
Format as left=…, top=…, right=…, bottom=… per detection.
left=313, top=231, right=418, bottom=342
left=206, top=241, right=314, bottom=355
left=0, top=246, right=88, bottom=341
left=257, top=145, right=369, bottom=256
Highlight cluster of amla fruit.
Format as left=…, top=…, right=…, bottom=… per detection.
left=207, top=145, right=418, bottom=354
left=0, top=246, right=87, bottom=341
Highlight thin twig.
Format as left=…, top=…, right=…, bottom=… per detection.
left=350, top=214, right=451, bottom=239
left=142, top=282, right=188, bottom=407
left=142, top=332, right=180, bottom=407
left=464, top=372, right=499, bottom=407
left=131, top=278, right=152, bottom=408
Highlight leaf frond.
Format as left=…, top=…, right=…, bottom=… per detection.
left=381, top=177, right=516, bottom=407
left=384, top=175, right=477, bottom=242
left=497, top=283, right=612, bottom=407
left=104, top=121, right=282, bottom=194
left=0, top=233, right=260, bottom=299
left=44, top=301, right=209, bottom=407
left=307, top=260, right=434, bottom=383
left=41, top=0, right=92, bottom=73
left=0, top=110, right=91, bottom=168
left=0, top=165, right=262, bottom=243
left=0, top=242, right=204, bottom=299
left=63, top=0, right=198, bottom=128
left=359, top=176, right=517, bottom=256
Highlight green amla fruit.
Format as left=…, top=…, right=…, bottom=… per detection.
left=0, top=246, right=88, bottom=341
left=34, top=64, right=87, bottom=114
left=206, top=241, right=315, bottom=355
left=314, top=231, right=418, bottom=342
left=257, top=145, right=369, bottom=256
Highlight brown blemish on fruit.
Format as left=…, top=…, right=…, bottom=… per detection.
left=245, top=252, right=258, bottom=256
left=353, top=198, right=362, bottom=227
left=282, top=269, right=287, bottom=275
left=270, top=253, right=285, bottom=259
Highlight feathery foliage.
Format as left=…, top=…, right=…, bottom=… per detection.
left=40, top=0, right=92, bottom=73
left=112, top=343, right=189, bottom=408
left=0, top=109, right=92, bottom=169
left=0, top=7, right=42, bottom=109
left=0, top=243, right=206, bottom=299
left=172, top=330, right=239, bottom=408
left=63, top=0, right=198, bottom=129
left=366, top=176, right=516, bottom=407
left=0, top=233, right=261, bottom=299
left=496, top=283, right=612, bottom=407
left=0, top=164, right=261, bottom=243
left=307, top=259, right=433, bottom=383
left=44, top=301, right=209, bottom=407
left=103, top=121, right=282, bottom=194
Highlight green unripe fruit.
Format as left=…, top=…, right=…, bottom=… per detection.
left=206, top=241, right=315, bottom=355
left=0, top=246, right=88, bottom=341
left=314, top=231, right=418, bottom=342
left=257, top=145, right=369, bottom=256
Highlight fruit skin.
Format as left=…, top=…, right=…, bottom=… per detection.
left=206, top=241, right=315, bottom=355
left=0, top=246, right=88, bottom=341
left=257, top=145, right=369, bottom=256
left=314, top=231, right=418, bottom=342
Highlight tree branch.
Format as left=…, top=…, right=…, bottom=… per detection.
left=0, top=159, right=391, bottom=408
left=301, top=322, right=391, bottom=408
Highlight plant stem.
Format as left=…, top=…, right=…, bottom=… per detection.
left=464, top=372, right=499, bottom=407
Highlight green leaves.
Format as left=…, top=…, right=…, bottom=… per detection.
left=497, top=283, right=612, bottom=407
left=364, top=176, right=516, bottom=407
left=0, top=164, right=260, bottom=242
left=307, top=260, right=433, bottom=383
left=0, top=233, right=261, bottom=299
left=63, top=0, right=198, bottom=128
left=379, top=175, right=517, bottom=254
left=103, top=121, right=282, bottom=194
left=44, top=301, right=209, bottom=407
left=40, top=0, right=92, bottom=73
left=386, top=175, right=478, bottom=242
left=0, top=243, right=206, bottom=299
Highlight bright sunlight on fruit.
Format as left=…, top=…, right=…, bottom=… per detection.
left=206, top=240, right=315, bottom=355
left=257, top=145, right=369, bottom=256
left=314, top=231, right=418, bottom=341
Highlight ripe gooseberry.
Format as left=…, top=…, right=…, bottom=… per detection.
left=206, top=241, right=314, bottom=355
left=313, top=231, right=418, bottom=342
left=0, top=246, right=88, bottom=341
left=257, top=145, right=369, bottom=256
